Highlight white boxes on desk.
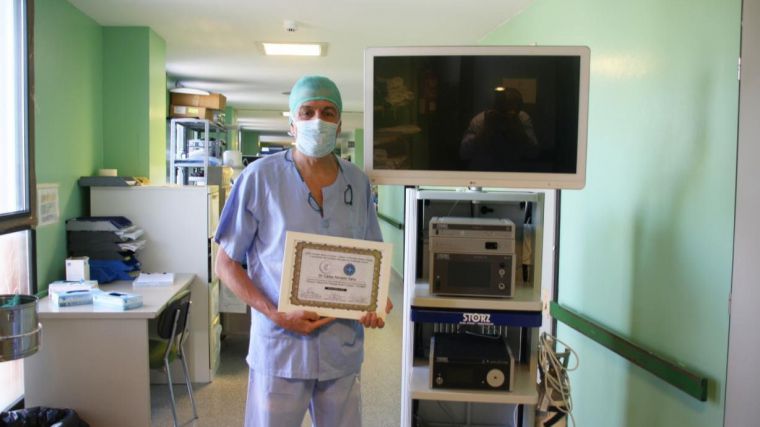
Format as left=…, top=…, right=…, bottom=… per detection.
left=49, top=280, right=100, bottom=307
left=93, top=291, right=143, bottom=310
left=65, top=257, right=90, bottom=281
left=133, top=272, right=175, bottom=288
left=51, top=289, right=94, bottom=307
left=48, top=280, right=99, bottom=293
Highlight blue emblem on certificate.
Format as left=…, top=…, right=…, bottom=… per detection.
left=343, top=263, right=356, bottom=276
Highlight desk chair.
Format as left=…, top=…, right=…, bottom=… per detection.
left=149, top=289, right=198, bottom=426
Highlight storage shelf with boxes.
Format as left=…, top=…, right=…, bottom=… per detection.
left=169, top=92, right=227, bottom=123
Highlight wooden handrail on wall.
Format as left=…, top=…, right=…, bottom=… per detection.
left=550, top=302, right=708, bottom=401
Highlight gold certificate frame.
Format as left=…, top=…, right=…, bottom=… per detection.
left=278, top=231, right=393, bottom=320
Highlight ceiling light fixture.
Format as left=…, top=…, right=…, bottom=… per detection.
left=261, top=42, right=325, bottom=57
left=170, top=87, right=210, bottom=95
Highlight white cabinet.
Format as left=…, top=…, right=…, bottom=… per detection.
left=400, top=188, right=555, bottom=427
left=169, top=118, right=227, bottom=186
left=90, top=185, right=222, bottom=383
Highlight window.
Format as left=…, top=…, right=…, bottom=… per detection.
left=0, top=0, right=36, bottom=411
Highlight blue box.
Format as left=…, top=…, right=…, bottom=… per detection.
left=51, top=289, right=94, bottom=307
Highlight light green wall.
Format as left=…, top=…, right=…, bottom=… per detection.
left=352, top=128, right=364, bottom=169
left=483, top=0, right=740, bottom=425
left=356, top=127, right=404, bottom=275
left=148, top=30, right=167, bottom=184
left=34, top=0, right=103, bottom=287
left=378, top=185, right=405, bottom=275
left=102, top=28, right=147, bottom=177
left=34, top=5, right=166, bottom=290
left=103, top=27, right=166, bottom=182
left=241, top=130, right=260, bottom=155
left=224, top=106, right=238, bottom=151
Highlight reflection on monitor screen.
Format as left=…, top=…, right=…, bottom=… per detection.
left=364, top=46, right=589, bottom=189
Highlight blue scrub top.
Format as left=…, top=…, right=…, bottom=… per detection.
left=214, top=150, right=383, bottom=380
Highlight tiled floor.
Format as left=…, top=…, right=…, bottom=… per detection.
left=150, top=279, right=403, bottom=427
left=150, top=334, right=248, bottom=427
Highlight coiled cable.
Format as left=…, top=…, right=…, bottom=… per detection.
left=538, top=332, right=579, bottom=426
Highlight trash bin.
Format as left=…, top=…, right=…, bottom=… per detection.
left=0, top=407, right=89, bottom=427
left=0, top=294, right=42, bottom=362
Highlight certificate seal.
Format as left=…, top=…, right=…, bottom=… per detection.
left=343, top=263, right=356, bottom=276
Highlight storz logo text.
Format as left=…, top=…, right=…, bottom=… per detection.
left=461, top=312, right=491, bottom=324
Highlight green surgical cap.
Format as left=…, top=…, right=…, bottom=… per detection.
left=288, top=76, right=343, bottom=120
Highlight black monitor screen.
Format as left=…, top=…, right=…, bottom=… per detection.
left=371, top=55, right=581, bottom=174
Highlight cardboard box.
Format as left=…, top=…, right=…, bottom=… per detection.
left=170, top=92, right=226, bottom=110
left=170, top=104, right=215, bottom=120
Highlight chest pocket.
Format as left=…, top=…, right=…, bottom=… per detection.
left=335, top=202, right=365, bottom=240
left=256, top=188, right=313, bottom=250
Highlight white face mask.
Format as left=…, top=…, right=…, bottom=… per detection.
left=294, top=119, right=339, bottom=158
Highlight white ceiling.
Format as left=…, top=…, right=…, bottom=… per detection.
left=68, top=0, right=532, bottom=133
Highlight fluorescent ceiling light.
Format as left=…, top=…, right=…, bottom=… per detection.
left=259, top=135, right=295, bottom=144
left=170, top=87, right=211, bottom=95
left=282, top=111, right=290, bottom=117
left=261, top=42, right=324, bottom=56
left=169, top=81, right=210, bottom=95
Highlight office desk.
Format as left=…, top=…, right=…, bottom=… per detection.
left=24, top=274, right=194, bottom=427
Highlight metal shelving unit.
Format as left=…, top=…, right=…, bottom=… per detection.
left=400, top=188, right=554, bottom=427
left=169, top=118, right=227, bottom=185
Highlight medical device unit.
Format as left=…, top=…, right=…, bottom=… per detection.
left=430, top=332, right=515, bottom=392
left=429, top=216, right=516, bottom=298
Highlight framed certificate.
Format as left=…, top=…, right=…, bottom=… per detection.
left=278, top=231, right=393, bottom=320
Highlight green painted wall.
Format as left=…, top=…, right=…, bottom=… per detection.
left=354, top=127, right=404, bottom=275
left=103, top=27, right=165, bottom=182
left=482, top=0, right=740, bottom=425
left=148, top=30, right=167, bottom=184
left=378, top=185, right=405, bottom=275
left=33, top=6, right=166, bottom=289
left=224, top=106, right=239, bottom=151
left=240, top=130, right=260, bottom=155
left=352, top=128, right=364, bottom=169
left=34, top=0, right=103, bottom=288
left=102, top=28, right=147, bottom=177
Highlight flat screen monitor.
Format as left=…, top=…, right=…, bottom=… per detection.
left=363, top=46, right=590, bottom=189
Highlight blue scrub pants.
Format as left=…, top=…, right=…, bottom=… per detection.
left=244, top=369, right=362, bottom=427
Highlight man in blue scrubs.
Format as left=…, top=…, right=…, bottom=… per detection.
left=215, top=75, right=391, bottom=427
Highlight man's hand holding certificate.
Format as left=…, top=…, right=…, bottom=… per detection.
left=278, top=231, right=393, bottom=321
